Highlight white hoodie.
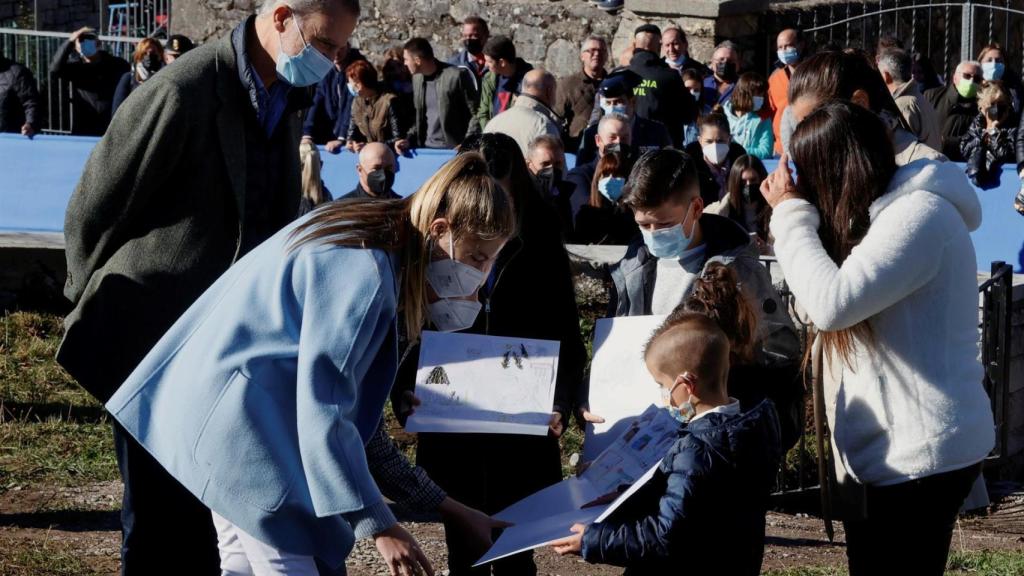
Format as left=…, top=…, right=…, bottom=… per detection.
left=770, top=159, right=995, bottom=486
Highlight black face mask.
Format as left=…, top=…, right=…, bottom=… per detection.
left=464, top=38, right=484, bottom=56
left=715, top=61, right=738, bottom=82
left=534, top=166, right=562, bottom=196
left=742, top=182, right=759, bottom=201
left=367, top=169, right=395, bottom=197
left=142, top=53, right=163, bottom=74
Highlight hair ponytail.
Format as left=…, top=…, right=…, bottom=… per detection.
left=673, top=262, right=759, bottom=363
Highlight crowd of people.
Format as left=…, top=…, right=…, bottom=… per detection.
left=17, top=0, right=1002, bottom=574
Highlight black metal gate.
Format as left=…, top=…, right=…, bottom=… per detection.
left=767, top=1, right=1024, bottom=82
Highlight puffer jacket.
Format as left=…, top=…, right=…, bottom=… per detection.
left=0, top=56, right=39, bottom=133
left=581, top=400, right=782, bottom=575
left=962, top=115, right=1017, bottom=188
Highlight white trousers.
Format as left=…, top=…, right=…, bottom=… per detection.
left=212, top=511, right=319, bottom=576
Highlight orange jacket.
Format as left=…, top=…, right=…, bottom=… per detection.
left=768, top=67, right=791, bottom=155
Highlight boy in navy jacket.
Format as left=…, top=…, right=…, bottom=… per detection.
left=552, top=310, right=782, bottom=575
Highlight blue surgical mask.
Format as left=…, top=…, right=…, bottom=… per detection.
left=600, top=99, right=628, bottom=117
left=641, top=204, right=694, bottom=260
left=275, top=15, right=334, bottom=87
left=346, top=82, right=358, bottom=96
left=665, top=54, right=686, bottom=68
left=752, top=95, right=765, bottom=112
left=661, top=382, right=696, bottom=423
left=598, top=176, right=625, bottom=202
left=982, top=61, right=1005, bottom=81
left=778, top=47, right=799, bottom=66
left=79, top=39, right=98, bottom=58
left=787, top=158, right=799, bottom=186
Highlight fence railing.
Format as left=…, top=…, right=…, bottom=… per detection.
left=767, top=1, right=1024, bottom=84
left=980, top=260, right=1014, bottom=468
left=0, top=28, right=146, bottom=134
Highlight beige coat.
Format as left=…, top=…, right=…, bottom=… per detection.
left=893, top=80, right=943, bottom=152
left=483, top=94, right=562, bottom=158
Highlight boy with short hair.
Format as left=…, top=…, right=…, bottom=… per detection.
left=551, top=311, right=782, bottom=574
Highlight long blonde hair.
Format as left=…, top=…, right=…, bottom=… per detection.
left=298, top=140, right=328, bottom=208
left=288, top=153, right=515, bottom=341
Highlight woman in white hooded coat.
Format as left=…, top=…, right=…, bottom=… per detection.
left=763, top=101, right=994, bottom=576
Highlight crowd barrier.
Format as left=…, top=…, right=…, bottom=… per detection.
left=1, top=133, right=1021, bottom=273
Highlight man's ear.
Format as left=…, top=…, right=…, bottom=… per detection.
left=271, top=4, right=292, bottom=33
left=850, top=88, right=871, bottom=110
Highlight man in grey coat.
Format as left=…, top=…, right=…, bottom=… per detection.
left=57, top=0, right=358, bottom=572
left=402, top=37, right=479, bottom=149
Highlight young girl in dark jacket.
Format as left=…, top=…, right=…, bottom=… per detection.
left=551, top=264, right=783, bottom=575
left=572, top=150, right=640, bottom=245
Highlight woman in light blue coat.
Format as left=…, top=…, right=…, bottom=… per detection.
left=724, top=72, right=775, bottom=159
left=105, top=153, right=516, bottom=575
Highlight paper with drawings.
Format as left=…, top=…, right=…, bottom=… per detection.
left=583, top=315, right=667, bottom=461
left=474, top=405, right=679, bottom=566
left=404, top=331, right=560, bottom=436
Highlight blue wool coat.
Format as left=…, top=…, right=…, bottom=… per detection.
left=106, top=217, right=400, bottom=567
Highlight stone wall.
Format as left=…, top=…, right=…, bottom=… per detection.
left=171, top=0, right=743, bottom=79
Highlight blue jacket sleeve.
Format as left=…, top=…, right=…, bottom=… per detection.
left=751, top=118, right=775, bottom=159
left=302, top=81, right=328, bottom=137
left=291, top=246, right=398, bottom=529
left=580, top=444, right=705, bottom=566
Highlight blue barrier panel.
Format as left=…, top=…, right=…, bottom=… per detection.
left=0, top=133, right=1018, bottom=271
left=321, top=146, right=455, bottom=198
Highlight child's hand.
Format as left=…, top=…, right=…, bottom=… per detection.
left=550, top=524, right=586, bottom=556
left=549, top=412, right=565, bottom=438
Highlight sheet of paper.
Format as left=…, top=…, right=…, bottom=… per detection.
left=473, top=507, right=609, bottom=567
left=405, top=331, right=560, bottom=436
left=594, top=461, right=662, bottom=523
left=581, top=405, right=679, bottom=495
left=494, top=476, right=600, bottom=525
left=583, top=316, right=666, bottom=460
left=476, top=406, right=680, bottom=567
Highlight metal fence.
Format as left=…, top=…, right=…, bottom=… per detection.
left=980, top=260, right=1014, bottom=469
left=767, top=1, right=1024, bottom=83
left=0, top=28, right=146, bottom=134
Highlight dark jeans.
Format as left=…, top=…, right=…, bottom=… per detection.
left=842, top=462, right=983, bottom=576
left=112, top=420, right=220, bottom=575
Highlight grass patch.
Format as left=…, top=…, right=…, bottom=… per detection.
left=0, top=417, right=118, bottom=492
left=946, top=549, right=1024, bottom=575
left=764, top=568, right=845, bottom=576
left=763, top=551, right=1024, bottom=576
left=0, top=545, right=102, bottom=576
left=0, top=312, right=96, bottom=410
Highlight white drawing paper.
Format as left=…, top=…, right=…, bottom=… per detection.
left=583, top=315, right=667, bottom=460
left=405, top=331, right=560, bottom=436
left=474, top=405, right=679, bottom=567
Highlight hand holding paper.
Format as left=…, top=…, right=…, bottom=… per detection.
left=550, top=524, right=586, bottom=556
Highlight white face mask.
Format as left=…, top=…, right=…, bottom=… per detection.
left=425, top=234, right=485, bottom=298
left=702, top=142, right=730, bottom=165
left=427, top=298, right=482, bottom=332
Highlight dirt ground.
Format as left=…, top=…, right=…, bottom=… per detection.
left=1, top=481, right=1022, bottom=575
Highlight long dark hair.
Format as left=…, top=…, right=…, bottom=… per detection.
left=589, top=151, right=631, bottom=208
left=725, top=155, right=770, bottom=241
left=288, top=153, right=516, bottom=342
left=790, top=100, right=897, bottom=364
left=789, top=49, right=912, bottom=134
